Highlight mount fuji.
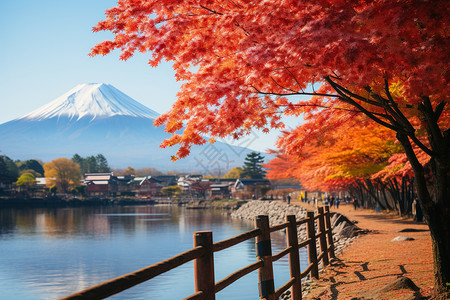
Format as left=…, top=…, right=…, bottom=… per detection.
left=0, top=83, right=260, bottom=171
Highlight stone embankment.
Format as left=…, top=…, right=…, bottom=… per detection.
left=231, top=200, right=308, bottom=226
left=231, top=200, right=362, bottom=299
left=231, top=200, right=360, bottom=254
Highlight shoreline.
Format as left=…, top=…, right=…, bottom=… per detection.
left=0, top=197, right=248, bottom=210
left=231, top=200, right=361, bottom=299
left=0, top=197, right=155, bottom=208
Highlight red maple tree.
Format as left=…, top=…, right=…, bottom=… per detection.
left=91, top=1, right=449, bottom=295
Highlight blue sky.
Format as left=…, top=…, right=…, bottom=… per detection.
left=0, top=0, right=300, bottom=153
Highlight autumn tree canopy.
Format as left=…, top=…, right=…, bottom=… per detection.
left=92, top=0, right=449, bottom=295
left=223, top=167, right=243, bottom=179
left=91, top=0, right=448, bottom=156
left=265, top=115, right=415, bottom=213
left=44, top=158, right=82, bottom=193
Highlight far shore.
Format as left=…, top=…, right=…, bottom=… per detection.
left=0, top=196, right=249, bottom=210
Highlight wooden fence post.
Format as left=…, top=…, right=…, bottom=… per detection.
left=306, top=211, right=319, bottom=279
left=255, top=215, right=275, bottom=300
left=324, top=206, right=336, bottom=259
left=317, top=207, right=330, bottom=267
left=194, top=231, right=215, bottom=300
left=286, top=215, right=302, bottom=300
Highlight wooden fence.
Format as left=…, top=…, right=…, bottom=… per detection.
left=59, top=206, right=335, bottom=300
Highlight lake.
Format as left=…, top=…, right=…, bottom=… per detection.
left=0, top=205, right=308, bottom=299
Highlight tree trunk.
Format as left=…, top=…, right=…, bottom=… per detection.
left=363, top=179, right=386, bottom=210
left=397, top=131, right=450, bottom=297
left=427, top=204, right=450, bottom=298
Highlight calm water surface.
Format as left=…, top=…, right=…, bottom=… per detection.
left=0, top=205, right=307, bottom=299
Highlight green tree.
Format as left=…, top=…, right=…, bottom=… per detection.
left=95, top=154, right=110, bottom=173
left=19, top=169, right=42, bottom=178
left=85, top=156, right=98, bottom=173
left=17, top=159, right=45, bottom=176
left=241, top=152, right=266, bottom=179
left=0, top=155, right=19, bottom=184
left=223, top=167, right=243, bottom=179
left=72, top=154, right=111, bottom=174
left=72, top=154, right=84, bottom=172
left=16, top=173, right=36, bottom=186
left=16, top=173, right=36, bottom=194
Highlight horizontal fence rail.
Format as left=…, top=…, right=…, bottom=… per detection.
left=59, top=206, right=335, bottom=300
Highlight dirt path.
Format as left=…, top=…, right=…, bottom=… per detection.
left=295, top=201, right=434, bottom=299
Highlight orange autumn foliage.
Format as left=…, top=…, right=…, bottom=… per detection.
left=266, top=115, right=405, bottom=192
left=91, top=1, right=450, bottom=294
left=90, top=0, right=449, bottom=159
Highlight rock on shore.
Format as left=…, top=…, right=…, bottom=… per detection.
left=231, top=200, right=307, bottom=225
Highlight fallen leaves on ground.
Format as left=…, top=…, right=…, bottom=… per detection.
left=295, top=202, right=434, bottom=299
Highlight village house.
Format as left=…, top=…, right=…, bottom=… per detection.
left=154, top=175, right=178, bottom=187
left=84, top=173, right=118, bottom=196
left=177, top=175, right=203, bottom=193
left=34, top=177, right=49, bottom=197
left=116, top=175, right=134, bottom=195
left=130, top=176, right=162, bottom=197
left=209, top=182, right=232, bottom=200
left=232, top=179, right=271, bottom=199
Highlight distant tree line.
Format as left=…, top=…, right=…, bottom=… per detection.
left=72, top=154, right=110, bottom=175
left=1, top=151, right=269, bottom=197
left=0, top=153, right=112, bottom=195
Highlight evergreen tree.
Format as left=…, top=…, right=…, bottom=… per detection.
left=85, top=156, right=98, bottom=173
left=241, top=152, right=266, bottom=179
left=17, top=159, right=45, bottom=176
left=72, top=154, right=110, bottom=174
left=71, top=154, right=85, bottom=174
left=0, top=155, right=19, bottom=184
left=96, top=154, right=110, bottom=173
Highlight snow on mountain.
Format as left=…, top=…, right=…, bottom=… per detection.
left=19, top=83, right=160, bottom=121
left=0, top=83, right=264, bottom=170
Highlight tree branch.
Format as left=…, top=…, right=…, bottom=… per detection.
left=227, top=0, right=243, bottom=9
left=331, top=84, right=383, bottom=107
left=383, top=78, right=415, bottom=132
left=283, top=66, right=304, bottom=92
left=251, top=85, right=340, bottom=98
left=199, top=5, right=224, bottom=15
left=262, top=103, right=389, bottom=118
left=325, top=77, right=400, bottom=132
left=434, top=101, right=446, bottom=121
left=270, top=76, right=298, bottom=94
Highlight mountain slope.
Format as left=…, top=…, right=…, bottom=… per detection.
left=20, top=83, right=160, bottom=121
left=0, top=83, right=261, bottom=171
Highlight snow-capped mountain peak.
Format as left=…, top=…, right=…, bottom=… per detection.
left=19, top=83, right=160, bottom=121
